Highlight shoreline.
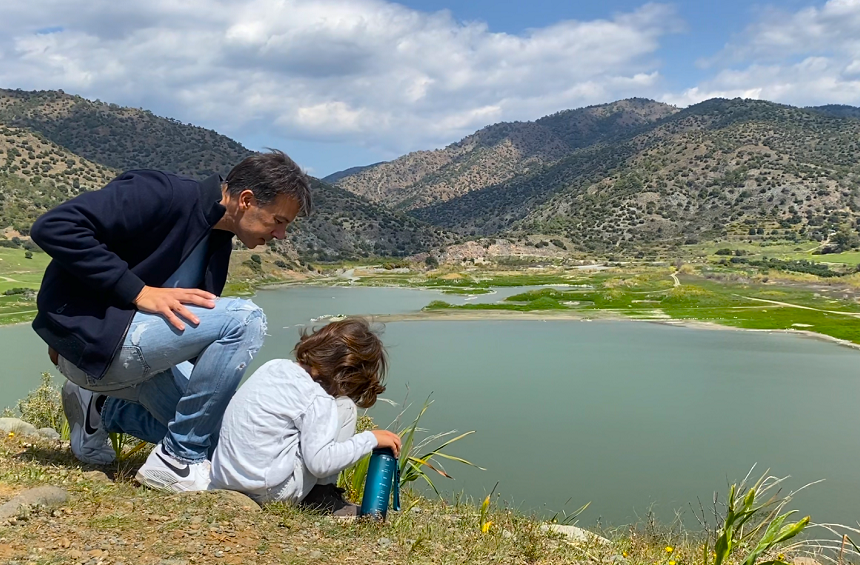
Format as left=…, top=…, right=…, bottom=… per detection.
left=370, top=308, right=860, bottom=352
left=6, top=280, right=860, bottom=352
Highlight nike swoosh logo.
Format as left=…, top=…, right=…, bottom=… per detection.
left=156, top=451, right=191, bottom=478
left=84, top=395, right=99, bottom=436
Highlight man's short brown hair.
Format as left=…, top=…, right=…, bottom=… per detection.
left=294, top=318, right=387, bottom=408
left=226, top=149, right=312, bottom=216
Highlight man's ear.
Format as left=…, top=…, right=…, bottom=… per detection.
left=239, top=189, right=256, bottom=210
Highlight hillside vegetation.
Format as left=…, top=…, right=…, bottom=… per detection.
left=0, top=89, right=251, bottom=178
left=0, top=126, right=116, bottom=232
left=348, top=98, right=860, bottom=254
left=0, top=88, right=447, bottom=262
left=333, top=98, right=677, bottom=210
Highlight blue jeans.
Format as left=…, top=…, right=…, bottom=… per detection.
left=58, top=297, right=266, bottom=463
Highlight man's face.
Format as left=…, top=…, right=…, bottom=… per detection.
left=234, top=191, right=301, bottom=249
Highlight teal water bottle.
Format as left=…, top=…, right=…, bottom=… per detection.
left=359, top=447, right=400, bottom=519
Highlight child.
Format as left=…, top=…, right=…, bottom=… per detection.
left=210, top=317, right=401, bottom=515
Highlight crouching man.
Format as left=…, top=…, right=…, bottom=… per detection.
left=30, top=150, right=311, bottom=492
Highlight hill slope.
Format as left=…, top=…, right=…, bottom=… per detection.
left=333, top=98, right=678, bottom=210
left=0, top=125, right=117, bottom=233
left=0, top=89, right=448, bottom=260
left=405, top=98, right=860, bottom=252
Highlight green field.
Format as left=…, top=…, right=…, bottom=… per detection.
left=422, top=270, right=860, bottom=345
left=0, top=248, right=48, bottom=324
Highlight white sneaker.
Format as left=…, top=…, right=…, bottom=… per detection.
left=136, top=442, right=212, bottom=492
left=61, top=380, right=116, bottom=465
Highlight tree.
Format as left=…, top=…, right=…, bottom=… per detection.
left=830, top=225, right=860, bottom=252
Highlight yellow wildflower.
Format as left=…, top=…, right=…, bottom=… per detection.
left=669, top=561, right=676, bottom=565
left=7, top=432, right=13, bottom=438
left=665, top=546, right=674, bottom=554
left=623, top=552, right=628, bottom=558
left=778, top=554, right=785, bottom=561
left=481, top=521, right=493, bottom=533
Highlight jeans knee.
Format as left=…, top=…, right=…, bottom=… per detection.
left=225, top=299, right=267, bottom=347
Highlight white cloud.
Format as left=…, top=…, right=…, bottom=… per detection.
left=0, top=0, right=683, bottom=155
left=665, top=0, right=860, bottom=107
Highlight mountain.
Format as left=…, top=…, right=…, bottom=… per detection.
left=520, top=98, right=860, bottom=251
left=0, top=89, right=252, bottom=178
left=807, top=104, right=860, bottom=119
left=0, top=88, right=448, bottom=260
left=322, top=163, right=385, bottom=184
left=343, top=97, right=860, bottom=252
left=285, top=179, right=450, bottom=262
left=0, top=125, right=117, bottom=233
left=332, top=98, right=678, bottom=211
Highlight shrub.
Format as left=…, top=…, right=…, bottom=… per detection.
left=14, top=372, right=65, bottom=433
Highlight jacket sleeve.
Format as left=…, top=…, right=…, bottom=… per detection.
left=297, top=396, right=378, bottom=479
left=30, top=170, right=176, bottom=304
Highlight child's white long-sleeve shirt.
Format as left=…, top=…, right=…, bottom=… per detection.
left=210, top=359, right=377, bottom=503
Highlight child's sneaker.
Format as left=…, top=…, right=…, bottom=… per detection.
left=135, top=442, right=211, bottom=492
left=61, top=380, right=115, bottom=465
left=300, top=484, right=360, bottom=516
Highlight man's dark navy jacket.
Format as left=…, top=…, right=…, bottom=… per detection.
left=31, top=170, right=234, bottom=380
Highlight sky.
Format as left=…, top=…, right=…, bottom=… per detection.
left=1, top=0, right=859, bottom=176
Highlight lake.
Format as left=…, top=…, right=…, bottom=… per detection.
left=2, top=285, right=859, bottom=527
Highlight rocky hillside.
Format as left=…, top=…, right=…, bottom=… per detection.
left=0, top=88, right=448, bottom=260
left=332, top=99, right=678, bottom=210
left=284, top=179, right=451, bottom=262
left=0, top=126, right=116, bottom=233
left=401, top=98, right=860, bottom=252
left=0, top=89, right=251, bottom=178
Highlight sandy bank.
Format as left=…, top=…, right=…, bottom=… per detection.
left=371, top=309, right=860, bottom=352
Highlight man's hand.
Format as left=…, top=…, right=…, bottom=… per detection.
left=371, top=430, right=402, bottom=458
left=133, top=286, right=216, bottom=331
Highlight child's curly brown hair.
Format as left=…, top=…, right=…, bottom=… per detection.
left=293, top=317, right=387, bottom=408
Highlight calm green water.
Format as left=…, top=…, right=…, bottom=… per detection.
left=2, top=285, right=859, bottom=526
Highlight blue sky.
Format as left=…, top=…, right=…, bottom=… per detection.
left=1, top=0, right=858, bottom=176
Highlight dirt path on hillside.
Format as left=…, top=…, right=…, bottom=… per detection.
left=735, top=295, right=860, bottom=318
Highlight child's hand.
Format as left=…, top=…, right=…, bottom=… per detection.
left=372, top=430, right=402, bottom=457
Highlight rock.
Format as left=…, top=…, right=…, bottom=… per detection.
left=540, top=524, right=611, bottom=546
left=377, top=537, right=392, bottom=548
left=308, top=550, right=322, bottom=559
left=37, top=427, right=61, bottom=440
left=0, top=418, right=39, bottom=438
left=82, top=470, right=112, bottom=483
left=0, top=486, right=68, bottom=520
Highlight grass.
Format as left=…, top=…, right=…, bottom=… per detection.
left=0, top=421, right=847, bottom=564
left=421, top=271, right=860, bottom=345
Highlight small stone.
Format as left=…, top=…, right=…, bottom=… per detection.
left=308, top=550, right=322, bottom=559
left=58, top=538, right=71, bottom=549
left=0, top=486, right=68, bottom=520
left=68, top=549, right=83, bottom=559
left=37, top=427, right=61, bottom=440
left=411, top=507, right=421, bottom=513
left=82, top=470, right=112, bottom=483
left=502, top=530, right=513, bottom=539
left=377, top=537, right=392, bottom=547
